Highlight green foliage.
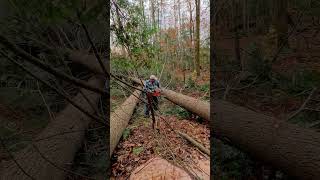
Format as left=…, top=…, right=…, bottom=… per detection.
left=198, top=83, right=209, bottom=92
left=133, top=146, right=144, bottom=155
left=111, top=0, right=157, bottom=59
left=9, top=0, right=78, bottom=24
left=111, top=57, right=136, bottom=73
left=122, top=128, right=131, bottom=140
left=164, top=106, right=190, bottom=119
left=291, top=0, right=320, bottom=16
left=213, top=142, right=255, bottom=179
left=186, top=76, right=196, bottom=88
left=273, top=70, right=320, bottom=94
left=290, top=111, right=320, bottom=127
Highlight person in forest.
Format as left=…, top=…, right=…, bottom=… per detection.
left=143, top=75, right=161, bottom=117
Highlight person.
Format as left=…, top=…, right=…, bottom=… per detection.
left=143, top=75, right=161, bottom=117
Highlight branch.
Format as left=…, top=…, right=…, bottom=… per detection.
left=177, top=131, right=210, bottom=156
left=1, top=51, right=107, bottom=126
left=0, top=34, right=107, bottom=94
left=287, top=88, right=317, bottom=121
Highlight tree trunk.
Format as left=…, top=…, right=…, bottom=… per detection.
left=0, top=76, right=105, bottom=180
left=110, top=90, right=141, bottom=156
left=187, top=0, right=194, bottom=67
left=213, top=100, right=320, bottom=179
left=272, top=0, right=288, bottom=48
left=195, top=0, right=200, bottom=77
left=162, top=89, right=209, bottom=120
left=232, top=0, right=242, bottom=70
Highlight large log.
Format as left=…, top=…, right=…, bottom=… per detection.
left=213, top=100, right=320, bottom=179
left=0, top=76, right=105, bottom=180
left=110, top=90, right=141, bottom=156
left=161, top=89, right=209, bottom=121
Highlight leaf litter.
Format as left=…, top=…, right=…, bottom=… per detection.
left=111, top=112, right=210, bottom=180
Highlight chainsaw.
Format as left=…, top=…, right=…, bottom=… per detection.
left=146, top=88, right=161, bottom=97
left=152, top=88, right=161, bottom=97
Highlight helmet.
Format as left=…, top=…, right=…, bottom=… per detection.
left=150, top=75, right=156, bottom=80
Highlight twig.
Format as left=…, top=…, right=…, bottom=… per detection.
left=1, top=52, right=107, bottom=126
left=308, top=121, right=320, bottom=128
left=158, top=60, right=167, bottom=82
left=177, top=131, right=210, bottom=156
left=0, top=34, right=106, bottom=94
left=37, top=81, right=55, bottom=121
left=287, top=88, right=317, bottom=120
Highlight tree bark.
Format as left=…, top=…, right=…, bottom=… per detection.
left=232, top=0, right=242, bottom=70
left=162, top=89, right=209, bottom=121
left=213, top=100, right=320, bottom=179
left=195, top=0, right=200, bottom=76
left=110, top=90, right=142, bottom=156
left=272, top=0, right=288, bottom=48
left=0, top=76, right=105, bottom=180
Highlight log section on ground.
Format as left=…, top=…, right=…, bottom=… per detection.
left=0, top=76, right=105, bottom=180
left=213, top=100, right=320, bottom=180
left=110, top=90, right=142, bottom=156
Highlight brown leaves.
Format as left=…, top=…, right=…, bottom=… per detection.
left=111, top=114, right=210, bottom=179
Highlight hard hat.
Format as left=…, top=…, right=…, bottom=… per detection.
left=150, top=75, right=156, bottom=80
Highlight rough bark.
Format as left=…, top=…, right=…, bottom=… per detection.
left=0, top=76, right=105, bottom=180
left=110, top=90, right=142, bottom=156
left=213, top=100, right=320, bottom=179
left=162, top=89, right=209, bottom=121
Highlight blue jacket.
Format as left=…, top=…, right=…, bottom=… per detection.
left=144, top=79, right=160, bottom=93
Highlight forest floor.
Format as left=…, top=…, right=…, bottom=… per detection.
left=110, top=71, right=210, bottom=179
left=111, top=101, right=210, bottom=179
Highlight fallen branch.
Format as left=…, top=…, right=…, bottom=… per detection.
left=0, top=35, right=106, bottom=94
left=177, top=131, right=210, bottom=156
left=287, top=87, right=317, bottom=120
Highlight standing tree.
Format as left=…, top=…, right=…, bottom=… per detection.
left=272, top=0, right=289, bottom=48
left=195, top=0, right=200, bottom=76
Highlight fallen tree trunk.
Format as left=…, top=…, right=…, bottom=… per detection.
left=213, top=100, right=320, bottom=179
left=110, top=90, right=141, bottom=156
left=0, top=76, right=105, bottom=180
left=161, top=89, right=209, bottom=121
